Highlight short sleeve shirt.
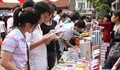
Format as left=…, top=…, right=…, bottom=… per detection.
left=58, top=22, right=74, bottom=52
left=2, top=28, right=27, bottom=70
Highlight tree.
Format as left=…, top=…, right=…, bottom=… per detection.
left=88, top=0, right=116, bottom=19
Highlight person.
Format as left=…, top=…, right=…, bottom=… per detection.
left=1, top=7, right=40, bottom=70
left=58, top=20, right=86, bottom=56
left=7, top=1, right=35, bottom=33
left=7, top=5, right=21, bottom=33
left=99, top=14, right=112, bottom=42
left=22, top=0, right=35, bottom=9
left=25, top=1, right=53, bottom=70
left=53, top=9, right=63, bottom=25
left=0, top=16, right=7, bottom=40
left=104, top=9, right=120, bottom=69
left=64, top=11, right=81, bottom=46
left=111, top=57, right=120, bottom=70
left=59, top=13, right=68, bottom=23
left=40, top=3, right=60, bottom=69
left=70, top=11, right=80, bottom=23
left=99, top=14, right=112, bottom=63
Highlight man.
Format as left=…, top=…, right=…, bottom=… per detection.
left=58, top=20, right=86, bottom=55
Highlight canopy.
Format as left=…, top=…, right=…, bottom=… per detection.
left=0, top=0, right=25, bottom=3
left=0, top=0, right=68, bottom=9
left=0, top=0, right=58, bottom=3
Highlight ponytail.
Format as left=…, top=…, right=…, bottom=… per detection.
left=13, top=7, right=40, bottom=28
left=13, top=7, right=22, bottom=27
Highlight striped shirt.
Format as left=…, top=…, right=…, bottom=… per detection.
left=2, top=28, right=27, bottom=70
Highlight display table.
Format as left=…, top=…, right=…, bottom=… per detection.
left=52, top=47, right=100, bottom=70
left=52, top=30, right=102, bottom=70
left=52, top=48, right=90, bottom=70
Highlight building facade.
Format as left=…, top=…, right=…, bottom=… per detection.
left=112, top=0, right=120, bottom=11
left=75, top=0, right=95, bottom=16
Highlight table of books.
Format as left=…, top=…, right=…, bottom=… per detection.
left=52, top=30, right=102, bottom=70
left=52, top=47, right=100, bottom=70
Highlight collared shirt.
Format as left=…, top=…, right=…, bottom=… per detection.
left=58, top=22, right=74, bottom=52
left=2, top=28, right=27, bottom=70
left=26, top=24, right=47, bottom=70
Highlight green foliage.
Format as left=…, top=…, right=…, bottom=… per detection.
left=97, top=4, right=110, bottom=19
left=88, top=0, right=115, bottom=19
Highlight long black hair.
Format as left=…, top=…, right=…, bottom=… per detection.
left=13, top=7, right=40, bottom=28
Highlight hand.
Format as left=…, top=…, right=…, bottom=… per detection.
left=111, top=66, right=117, bottom=70
left=50, top=33, right=62, bottom=40
left=42, top=34, right=51, bottom=45
left=49, top=29, right=56, bottom=34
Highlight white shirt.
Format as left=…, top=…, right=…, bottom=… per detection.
left=58, top=22, right=74, bottom=52
left=7, top=17, right=13, bottom=32
left=0, top=21, right=5, bottom=32
left=26, top=25, right=47, bottom=70
left=53, top=14, right=61, bottom=25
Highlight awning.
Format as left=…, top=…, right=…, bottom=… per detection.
left=0, top=0, right=68, bottom=9
left=0, top=0, right=25, bottom=3
left=0, top=0, right=58, bottom=3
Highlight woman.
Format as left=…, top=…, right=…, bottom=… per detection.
left=99, top=14, right=112, bottom=42
left=99, top=14, right=112, bottom=63
left=26, top=2, right=53, bottom=70
left=1, top=7, right=40, bottom=70
left=104, top=9, right=120, bottom=69
left=40, top=3, right=60, bottom=69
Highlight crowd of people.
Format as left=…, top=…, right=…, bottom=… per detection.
left=0, top=0, right=120, bottom=70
